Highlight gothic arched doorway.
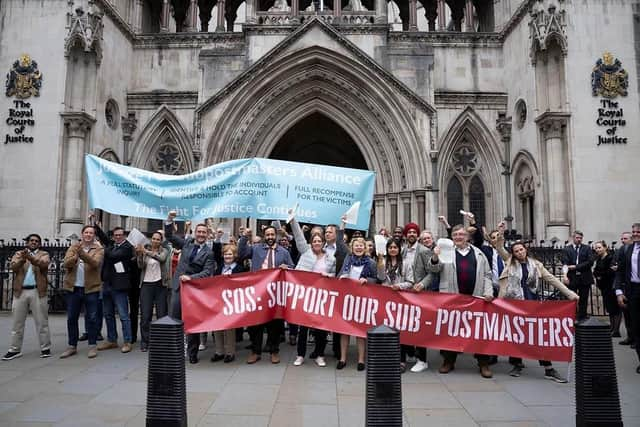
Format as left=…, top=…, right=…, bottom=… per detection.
left=269, top=112, right=368, bottom=170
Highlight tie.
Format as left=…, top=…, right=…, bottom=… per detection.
left=575, top=245, right=580, bottom=265
left=267, top=248, right=274, bottom=269
left=189, top=245, right=200, bottom=264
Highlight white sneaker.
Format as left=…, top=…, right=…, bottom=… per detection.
left=315, top=356, right=327, bottom=367
left=410, top=360, right=428, bottom=373
left=198, top=344, right=206, bottom=351
left=294, top=356, right=304, bottom=366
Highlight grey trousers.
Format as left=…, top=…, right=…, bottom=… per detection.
left=213, top=330, right=236, bottom=355
left=9, top=289, right=51, bottom=352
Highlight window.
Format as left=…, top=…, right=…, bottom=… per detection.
left=446, top=142, right=487, bottom=228
left=446, top=176, right=463, bottom=227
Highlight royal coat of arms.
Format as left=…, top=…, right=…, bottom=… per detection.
left=591, top=52, right=628, bottom=98
left=5, top=54, right=43, bottom=99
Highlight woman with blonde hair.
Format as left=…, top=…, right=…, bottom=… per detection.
left=212, top=244, right=246, bottom=363
left=337, top=236, right=377, bottom=371
left=289, top=214, right=336, bottom=367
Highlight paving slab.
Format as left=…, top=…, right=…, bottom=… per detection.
left=269, top=402, right=339, bottom=427
left=207, top=383, right=279, bottom=415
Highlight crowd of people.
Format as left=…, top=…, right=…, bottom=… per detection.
left=3, top=211, right=640, bottom=379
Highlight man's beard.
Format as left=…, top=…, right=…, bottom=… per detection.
left=265, top=238, right=276, bottom=246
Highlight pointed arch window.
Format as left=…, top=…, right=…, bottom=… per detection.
left=446, top=142, right=487, bottom=227
left=446, top=176, right=463, bottom=227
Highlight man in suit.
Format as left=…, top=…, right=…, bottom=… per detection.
left=429, top=224, right=495, bottom=378
left=95, top=225, right=135, bottom=353
left=615, top=222, right=640, bottom=373
left=239, top=226, right=294, bottom=364
left=324, top=221, right=349, bottom=359
left=616, top=231, right=634, bottom=345
left=2, top=234, right=51, bottom=360
left=562, top=230, right=594, bottom=322
left=165, top=211, right=216, bottom=364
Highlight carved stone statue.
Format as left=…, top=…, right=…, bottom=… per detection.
left=343, top=0, right=367, bottom=12
left=269, top=0, right=291, bottom=12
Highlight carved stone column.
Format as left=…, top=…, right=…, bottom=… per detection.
left=388, top=194, right=398, bottom=230
left=408, top=0, right=418, bottom=31
left=375, top=0, right=387, bottom=24
left=245, top=0, right=257, bottom=24
left=121, top=112, right=138, bottom=165
left=464, top=0, right=474, bottom=31
left=334, top=0, right=342, bottom=20
left=374, top=195, right=386, bottom=233
left=59, top=112, right=96, bottom=237
left=496, top=112, right=513, bottom=230
left=133, top=0, right=144, bottom=33
left=414, top=190, right=426, bottom=229
left=187, top=0, right=199, bottom=31
left=291, top=0, right=299, bottom=23
left=160, top=0, right=171, bottom=32
left=537, top=113, right=571, bottom=239
left=216, top=0, right=226, bottom=31
left=437, top=0, right=445, bottom=30
left=400, top=191, right=412, bottom=225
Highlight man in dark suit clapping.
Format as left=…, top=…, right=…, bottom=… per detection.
left=615, top=223, right=640, bottom=373
left=562, top=230, right=594, bottom=322
left=165, top=211, right=216, bottom=364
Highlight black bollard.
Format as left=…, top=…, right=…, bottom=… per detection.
left=575, top=317, right=623, bottom=427
left=365, top=325, right=402, bottom=427
left=146, top=316, right=188, bottom=427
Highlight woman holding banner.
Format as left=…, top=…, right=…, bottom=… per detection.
left=377, top=238, right=415, bottom=373
left=497, top=240, right=578, bottom=382
left=211, top=244, right=246, bottom=363
left=337, top=237, right=377, bottom=371
left=135, top=232, right=169, bottom=352
left=289, top=215, right=336, bottom=367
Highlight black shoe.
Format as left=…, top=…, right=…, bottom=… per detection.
left=78, top=333, right=88, bottom=342
left=189, top=355, right=199, bottom=364
left=400, top=363, right=406, bottom=374
left=40, top=349, right=51, bottom=358
left=2, top=351, right=22, bottom=361
left=620, top=338, right=634, bottom=345
left=336, top=361, right=347, bottom=370
left=97, top=334, right=104, bottom=341
left=224, top=355, right=235, bottom=363
left=211, top=353, right=224, bottom=362
left=611, top=331, right=622, bottom=338
left=509, top=365, right=523, bottom=377
left=357, top=363, right=365, bottom=371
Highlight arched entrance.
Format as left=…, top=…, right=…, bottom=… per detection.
left=269, top=112, right=368, bottom=170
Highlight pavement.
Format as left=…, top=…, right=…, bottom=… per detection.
left=0, top=313, right=638, bottom=427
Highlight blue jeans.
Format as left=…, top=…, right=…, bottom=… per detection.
left=102, top=286, right=132, bottom=343
left=65, top=287, right=99, bottom=346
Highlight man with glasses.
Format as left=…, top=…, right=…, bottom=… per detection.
left=2, top=234, right=51, bottom=360
left=95, top=225, right=135, bottom=353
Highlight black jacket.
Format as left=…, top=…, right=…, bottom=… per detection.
left=614, top=243, right=640, bottom=293
left=95, top=225, right=135, bottom=291
left=562, top=243, right=594, bottom=288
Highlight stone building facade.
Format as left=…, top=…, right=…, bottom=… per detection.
left=1, top=0, right=638, bottom=244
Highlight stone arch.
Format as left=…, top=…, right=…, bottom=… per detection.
left=438, top=106, right=504, bottom=225
left=512, top=150, right=540, bottom=239
left=97, top=148, right=120, bottom=163
left=131, top=105, right=194, bottom=174
left=203, top=46, right=430, bottom=194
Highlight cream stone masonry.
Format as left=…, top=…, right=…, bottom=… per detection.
left=0, top=0, right=638, bottom=243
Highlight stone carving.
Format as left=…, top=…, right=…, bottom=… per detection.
left=529, top=0, right=566, bottom=62
left=5, top=54, right=43, bottom=99
left=344, top=0, right=367, bottom=12
left=451, top=144, right=479, bottom=176
left=591, top=52, right=628, bottom=98
left=153, top=140, right=186, bottom=174
left=65, top=2, right=104, bottom=64
left=269, top=0, right=291, bottom=12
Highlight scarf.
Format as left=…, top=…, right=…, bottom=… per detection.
left=385, top=258, right=403, bottom=284
left=342, top=254, right=373, bottom=279
left=504, top=257, right=539, bottom=300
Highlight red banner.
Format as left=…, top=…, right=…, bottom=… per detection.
left=181, top=269, right=576, bottom=362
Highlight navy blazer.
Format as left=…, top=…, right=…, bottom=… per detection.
left=165, top=223, right=216, bottom=291
left=614, top=243, right=640, bottom=293
left=238, top=236, right=294, bottom=272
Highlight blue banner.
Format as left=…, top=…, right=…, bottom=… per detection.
left=85, top=155, right=376, bottom=229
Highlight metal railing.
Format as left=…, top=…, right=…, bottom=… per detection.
left=0, top=242, right=70, bottom=313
